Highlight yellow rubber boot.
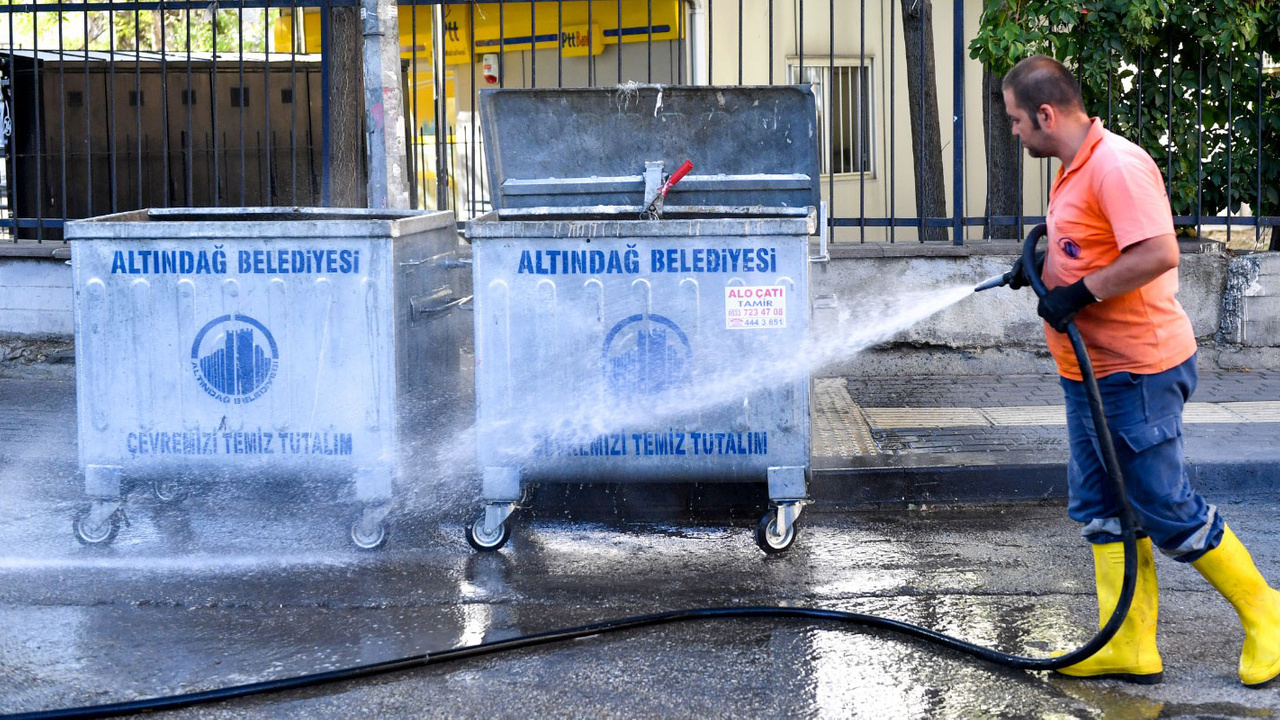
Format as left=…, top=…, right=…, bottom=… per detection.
left=1056, top=537, right=1163, bottom=683
left=1191, top=525, right=1280, bottom=688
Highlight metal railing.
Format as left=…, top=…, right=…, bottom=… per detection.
left=1, top=0, right=1276, bottom=247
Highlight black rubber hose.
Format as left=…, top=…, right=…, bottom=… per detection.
left=3, top=225, right=1142, bottom=720
left=1020, top=222, right=1141, bottom=666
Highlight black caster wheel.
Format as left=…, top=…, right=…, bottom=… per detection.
left=351, top=520, right=389, bottom=551
left=754, top=512, right=796, bottom=554
left=467, top=517, right=510, bottom=552
left=152, top=478, right=187, bottom=503
left=74, top=510, right=120, bottom=546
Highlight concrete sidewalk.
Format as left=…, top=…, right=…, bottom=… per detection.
left=811, top=368, right=1280, bottom=509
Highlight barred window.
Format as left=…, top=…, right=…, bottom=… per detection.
left=788, top=60, right=874, bottom=176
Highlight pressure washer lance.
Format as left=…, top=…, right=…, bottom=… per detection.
left=974, top=270, right=1015, bottom=292
left=974, top=225, right=1047, bottom=294
left=5, top=224, right=1145, bottom=720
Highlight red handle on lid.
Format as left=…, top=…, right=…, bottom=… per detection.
left=660, top=160, right=695, bottom=197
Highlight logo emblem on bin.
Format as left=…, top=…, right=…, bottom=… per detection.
left=191, top=314, right=279, bottom=404
left=602, top=314, right=692, bottom=396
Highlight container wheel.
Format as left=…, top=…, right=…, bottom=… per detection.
left=467, top=517, right=510, bottom=552
left=350, top=519, right=389, bottom=551
left=74, top=510, right=120, bottom=546
left=755, top=512, right=795, bottom=554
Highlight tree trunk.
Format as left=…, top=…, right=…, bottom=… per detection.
left=328, top=5, right=365, bottom=207
left=1269, top=225, right=1279, bottom=252
left=983, top=69, right=1022, bottom=239
left=900, top=0, right=948, bottom=242
left=152, top=12, right=166, bottom=50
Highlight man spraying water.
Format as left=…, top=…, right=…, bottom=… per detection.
left=998, top=54, right=1280, bottom=688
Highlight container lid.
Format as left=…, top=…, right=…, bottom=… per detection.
left=64, top=207, right=455, bottom=240
left=478, top=85, right=820, bottom=214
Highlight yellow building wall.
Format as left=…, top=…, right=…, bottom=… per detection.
left=275, top=1, right=681, bottom=60
left=273, top=1, right=682, bottom=130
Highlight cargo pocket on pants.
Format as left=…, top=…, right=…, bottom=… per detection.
left=1116, top=415, right=1182, bottom=454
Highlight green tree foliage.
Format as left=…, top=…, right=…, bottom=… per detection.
left=9, top=3, right=269, bottom=54
left=970, top=1, right=1280, bottom=242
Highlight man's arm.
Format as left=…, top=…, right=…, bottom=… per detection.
left=1081, top=233, right=1179, bottom=301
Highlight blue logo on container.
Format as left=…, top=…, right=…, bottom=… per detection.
left=190, top=314, right=279, bottom=404
left=601, top=314, right=692, bottom=397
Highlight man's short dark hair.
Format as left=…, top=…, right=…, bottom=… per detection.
left=1002, top=55, right=1084, bottom=129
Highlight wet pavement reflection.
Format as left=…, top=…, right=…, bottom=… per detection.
left=5, top=490, right=1280, bottom=717
left=4, top=383, right=1280, bottom=718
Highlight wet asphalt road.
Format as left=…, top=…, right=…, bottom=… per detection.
left=4, top=375, right=1280, bottom=718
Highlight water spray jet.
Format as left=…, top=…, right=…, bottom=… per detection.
left=7, top=223, right=1148, bottom=720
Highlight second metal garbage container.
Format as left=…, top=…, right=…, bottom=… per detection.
left=66, top=207, right=466, bottom=550
left=466, top=85, right=819, bottom=553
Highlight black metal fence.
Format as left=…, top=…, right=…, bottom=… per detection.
left=1, top=0, right=1276, bottom=246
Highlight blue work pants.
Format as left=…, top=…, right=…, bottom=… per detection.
left=1060, top=353, right=1223, bottom=562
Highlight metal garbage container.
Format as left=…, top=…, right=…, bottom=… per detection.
left=66, top=207, right=467, bottom=550
left=465, top=85, right=820, bottom=553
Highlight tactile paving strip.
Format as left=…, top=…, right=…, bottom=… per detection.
left=861, top=408, right=987, bottom=428
left=980, top=406, right=1067, bottom=426
left=860, top=401, right=1280, bottom=429
left=812, top=378, right=879, bottom=457
left=1220, top=401, right=1280, bottom=422
left=1182, top=403, right=1248, bottom=424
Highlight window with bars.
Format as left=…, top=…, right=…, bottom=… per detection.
left=788, top=60, right=873, bottom=176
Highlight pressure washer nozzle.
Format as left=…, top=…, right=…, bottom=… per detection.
left=974, top=272, right=1011, bottom=293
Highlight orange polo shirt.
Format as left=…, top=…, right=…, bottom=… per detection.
left=1043, top=118, right=1196, bottom=380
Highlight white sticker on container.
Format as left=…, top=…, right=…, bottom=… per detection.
left=725, top=285, right=787, bottom=330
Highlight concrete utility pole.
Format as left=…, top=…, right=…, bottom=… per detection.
left=360, top=0, right=410, bottom=209
left=431, top=4, right=450, bottom=212
left=687, top=0, right=709, bottom=85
